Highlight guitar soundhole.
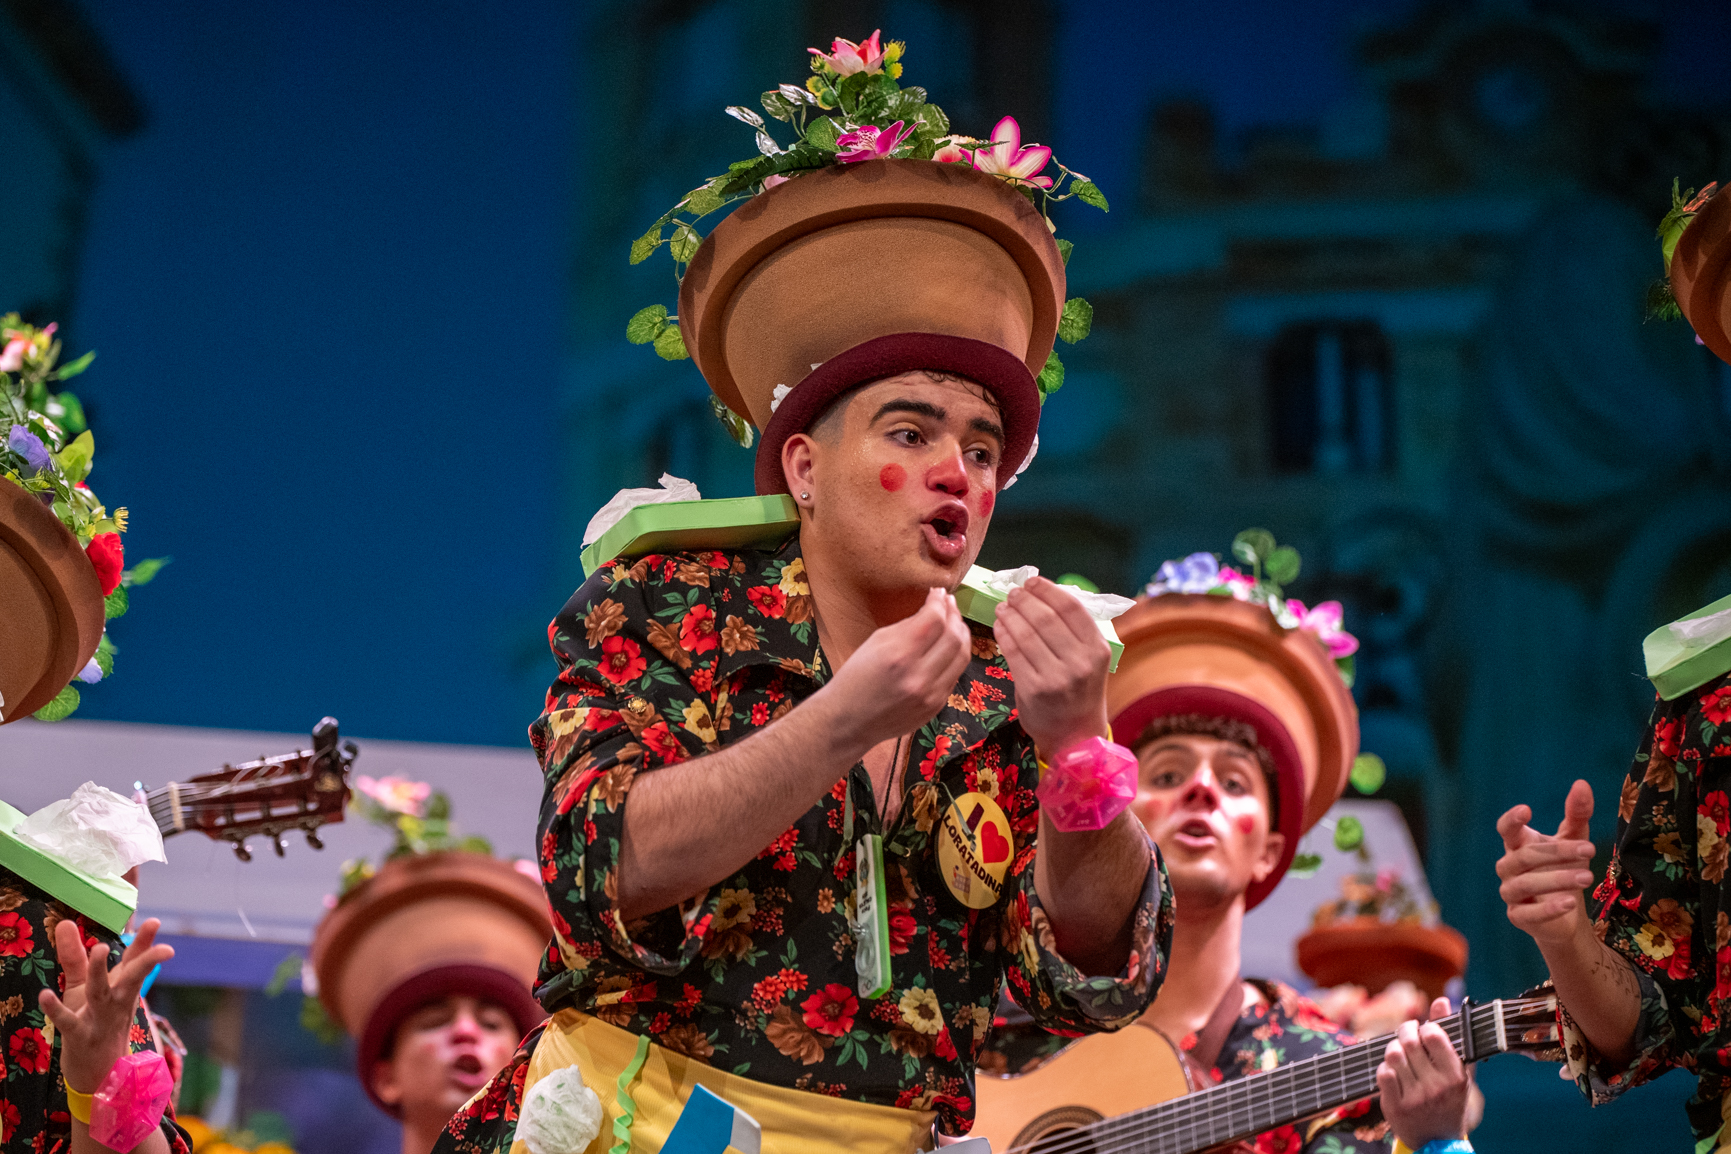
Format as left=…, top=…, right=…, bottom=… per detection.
left=1013, top=1106, right=1104, bottom=1153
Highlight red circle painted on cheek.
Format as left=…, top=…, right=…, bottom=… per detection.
left=879, top=464, right=906, bottom=492
left=1235, top=815, right=1256, bottom=835
left=979, top=489, right=995, bottom=517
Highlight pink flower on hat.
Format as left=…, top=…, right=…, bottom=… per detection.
left=1285, top=599, right=1360, bottom=658
left=809, top=30, right=886, bottom=76
left=972, top=116, right=1053, bottom=189
left=354, top=774, right=431, bottom=817
left=835, top=120, right=914, bottom=163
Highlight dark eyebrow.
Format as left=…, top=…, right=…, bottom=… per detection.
left=870, top=399, right=1004, bottom=447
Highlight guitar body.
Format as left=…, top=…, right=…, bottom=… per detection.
left=973, top=1022, right=1225, bottom=1152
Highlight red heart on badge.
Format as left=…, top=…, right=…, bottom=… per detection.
left=979, top=823, right=1011, bottom=865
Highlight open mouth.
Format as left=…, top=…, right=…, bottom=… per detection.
left=1174, top=819, right=1218, bottom=849
left=921, top=503, right=970, bottom=562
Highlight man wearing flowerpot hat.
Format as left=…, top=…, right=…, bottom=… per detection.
left=1496, top=595, right=1731, bottom=1149
left=309, top=851, right=551, bottom=1154
left=437, top=31, right=1170, bottom=1154
left=981, top=549, right=1475, bottom=1153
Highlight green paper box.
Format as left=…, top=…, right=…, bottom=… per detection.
left=580, top=495, right=801, bottom=578
left=955, top=565, right=1125, bottom=672
left=1646, top=592, right=1731, bottom=701
left=0, top=800, right=138, bottom=934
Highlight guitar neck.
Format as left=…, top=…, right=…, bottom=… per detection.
left=1081, top=996, right=1547, bottom=1154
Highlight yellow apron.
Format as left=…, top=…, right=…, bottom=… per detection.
left=510, top=1008, right=938, bottom=1154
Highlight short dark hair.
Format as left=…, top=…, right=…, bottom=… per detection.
left=807, top=370, right=996, bottom=443
left=1133, top=714, right=1280, bottom=827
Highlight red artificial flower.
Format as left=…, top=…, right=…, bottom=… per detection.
left=597, top=635, right=646, bottom=686
left=747, top=585, right=787, bottom=618
left=680, top=604, right=719, bottom=654
left=801, top=984, right=858, bottom=1036
left=85, top=532, right=123, bottom=596
left=0, top=912, right=31, bottom=958
left=9, top=1027, right=51, bottom=1075
left=1702, top=686, right=1731, bottom=728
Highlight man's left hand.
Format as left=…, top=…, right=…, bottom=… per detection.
left=1377, top=995, right=1472, bottom=1148
left=993, top=576, right=1111, bottom=756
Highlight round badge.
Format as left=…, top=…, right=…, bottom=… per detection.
left=937, top=791, right=1014, bottom=909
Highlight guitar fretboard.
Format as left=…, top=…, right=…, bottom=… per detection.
left=1012, top=997, right=1548, bottom=1154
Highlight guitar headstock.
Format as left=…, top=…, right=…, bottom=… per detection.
left=143, top=716, right=357, bottom=861
left=1459, top=993, right=1564, bottom=1063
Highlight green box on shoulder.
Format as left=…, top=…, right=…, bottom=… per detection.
left=1646, top=592, right=1731, bottom=701
left=580, top=495, right=801, bottom=578
left=0, top=800, right=138, bottom=934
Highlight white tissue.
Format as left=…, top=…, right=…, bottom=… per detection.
left=770, top=384, right=792, bottom=412
left=582, top=474, right=701, bottom=547
left=518, top=1063, right=604, bottom=1154
left=1672, top=604, right=1731, bottom=650
left=14, top=783, right=166, bottom=879
left=979, top=564, right=1135, bottom=622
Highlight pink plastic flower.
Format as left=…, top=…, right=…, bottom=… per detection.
left=933, top=135, right=980, bottom=166
left=354, top=774, right=431, bottom=816
left=972, top=116, right=1053, bottom=189
left=809, top=30, right=885, bottom=76
left=0, top=339, right=25, bottom=373
left=1215, top=566, right=1256, bottom=600
left=761, top=173, right=792, bottom=191
left=1285, top=599, right=1360, bottom=658
left=834, top=120, right=913, bottom=163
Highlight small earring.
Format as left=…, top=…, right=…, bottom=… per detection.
left=800, top=491, right=810, bottom=500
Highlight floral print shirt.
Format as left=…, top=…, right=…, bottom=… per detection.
left=0, top=867, right=192, bottom=1154
left=980, top=979, right=1392, bottom=1154
left=1562, top=671, right=1731, bottom=1145
left=437, top=536, right=1172, bottom=1149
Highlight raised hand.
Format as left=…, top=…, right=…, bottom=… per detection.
left=825, top=586, right=973, bottom=751
left=38, top=917, right=175, bottom=1096
left=1377, top=995, right=1472, bottom=1148
left=992, top=576, right=1111, bottom=755
left=1496, top=779, right=1598, bottom=948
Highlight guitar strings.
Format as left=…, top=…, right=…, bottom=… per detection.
left=992, top=1001, right=1548, bottom=1154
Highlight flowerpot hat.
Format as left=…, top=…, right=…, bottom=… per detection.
left=680, top=158, right=1064, bottom=495
left=0, top=481, right=104, bottom=723
left=309, top=850, right=551, bottom=1113
left=1107, top=594, right=1360, bottom=910
left=1295, top=921, right=1468, bottom=1001
left=1668, top=182, right=1731, bottom=365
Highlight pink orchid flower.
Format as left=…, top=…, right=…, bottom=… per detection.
left=809, top=30, right=885, bottom=76
left=835, top=120, right=913, bottom=163
left=1215, top=566, right=1257, bottom=600
left=1285, top=599, right=1360, bottom=658
left=0, top=339, right=25, bottom=373
left=972, top=116, right=1053, bottom=189
left=933, top=135, right=980, bottom=166
left=354, top=773, right=431, bottom=817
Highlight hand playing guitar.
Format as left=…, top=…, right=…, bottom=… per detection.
left=1377, top=995, right=1472, bottom=1148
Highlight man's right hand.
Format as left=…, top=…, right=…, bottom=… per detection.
left=1496, top=779, right=1598, bottom=948
left=820, top=586, right=972, bottom=753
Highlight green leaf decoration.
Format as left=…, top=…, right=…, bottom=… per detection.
left=457, top=834, right=494, bottom=855
left=1232, top=528, right=1276, bottom=567
left=626, top=304, right=669, bottom=345
left=805, top=116, right=841, bottom=151
left=32, top=684, right=80, bottom=722
left=56, top=430, right=93, bottom=485
left=51, top=391, right=87, bottom=436
left=629, top=226, right=663, bottom=265
left=299, top=993, right=345, bottom=1045
left=1057, top=298, right=1094, bottom=345
left=710, top=396, right=755, bottom=448
left=1056, top=239, right=1073, bottom=266
left=1265, top=545, right=1301, bottom=585
left=725, top=105, right=765, bottom=129
left=1037, top=349, right=1065, bottom=399
left=915, top=102, right=949, bottom=137
left=1332, top=815, right=1364, bottom=853
left=1350, top=752, right=1387, bottom=795
left=755, top=129, right=782, bottom=157
left=1334, top=654, right=1356, bottom=689
left=124, top=556, right=170, bottom=587
left=1073, top=180, right=1110, bottom=211
left=104, top=584, right=129, bottom=620
left=95, top=633, right=116, bottom=677
left=264, top=952, right=304, bottom=997
left=1287, top=852, right=1324, bottom=879
left=1056, top=573, right=1099, bottom=592
left=652, top=324, right=689, bottom=361
left=54, top=350, right=95, bottom=380
left=760, top=90, right=796, bottom=123
left=668, top=222, right=702, bottom=264
left=685, top=185, right=725, bottom=217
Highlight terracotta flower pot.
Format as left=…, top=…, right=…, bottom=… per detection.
left=1295, top=917, right=1468, bottom=1002
left=678, top=158, right=1066, bottom=493
left=1670, top=185, right=1731, bottom=366
left=0, top=478, right=104, bottom=724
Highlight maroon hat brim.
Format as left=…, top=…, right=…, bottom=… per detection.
left=752, top=332, right=1040, bottom=496
left=357, top=962, right=545, bottom=1116
left=1112, top=684, right=1305, bottom=912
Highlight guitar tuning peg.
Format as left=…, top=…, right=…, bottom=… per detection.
left=272, top=834, right=287, bottom=858
left=305, top=830, right=324, bottom=850
left=233, top=841, right=252, bottom=862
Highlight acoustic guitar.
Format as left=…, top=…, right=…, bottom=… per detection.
left=973, top=992, right=1561, bottom=1153
left=137, top=715, right=356, bottom=861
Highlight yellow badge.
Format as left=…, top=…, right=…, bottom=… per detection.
left=937, top=791, right=1014, bottom=909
